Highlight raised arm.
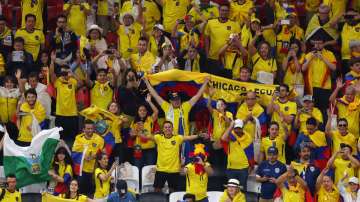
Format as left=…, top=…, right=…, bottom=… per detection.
left=188, top=76, right=210, bottom=106
left=143, top=77, right=165, bottom=105
left=146, top=93, right=159, bottom=121
left=98, top=161, right=118, bottom=181
left=206, top=87, right=215, bottom=114
left=49, top=51, right=57, bottom=84
left=329, top=78, right=343, bottom=105
left=221, top=120, right=234, bottom=142
left=325, top=109, right=333, bottom=137
left=316, top=168, right=329, bottom=192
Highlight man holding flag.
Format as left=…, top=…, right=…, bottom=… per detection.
left=72, top=120, right=104, bottom=196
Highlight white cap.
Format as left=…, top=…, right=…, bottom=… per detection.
left=225, top=179, right=241, bottom=188
left=153, top=24, right=164, bottom=31
left=349, top=177, right=359, bottom=184
left=86, top=24, right=103, bottom=36
left=234, top=119, right=244, bottom=129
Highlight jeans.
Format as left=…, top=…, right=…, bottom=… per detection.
left=226, top=168, right=249, bottom=191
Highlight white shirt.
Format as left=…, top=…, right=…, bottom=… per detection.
left=338, top=181, right=360, bottom=202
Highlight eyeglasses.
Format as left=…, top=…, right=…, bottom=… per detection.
left=338, top=124, right=347, bottom=127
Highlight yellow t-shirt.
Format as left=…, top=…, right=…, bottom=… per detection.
left=161, top=101, right=192, bottom=136
left=185, top=163, right=209, bottom=200
left=18, top=101, right=46, bottom=143
left=131, top=116, right=156, bottom=149
left=317, top=186, right=340, bottom=202
left=283, top=55, right=305, bottom=89
left=236, top=103, right=264, bottom=138
left=90, top=81, right=113, bottom=110
left=0, top=188, right=22, bottom=202
left=55, top=77, right=78, bottom=116
left=154, top=134, right=184, bottom=173
left=229, top=0, right=253, bottom=24
left=336, top=99, right=360, bottom=137
left=211, top=110, right=233, bottom=141
left=227, top=131, right=252, bottom=169
left=304, top=49, right=336, bottom=90
left=222, top=50, right=244, bottom=78
left=0, top=88, right=20, bottom=123
left=94, top=168, right=111, bottom=198
left=333, top=158, right=355, bottom=184
left=219, top=190, right=246, bottom=202
left=108, top=116, right=124, bottom=144
left=240, top=25, right=253, bottom=48
left=341, top=23, right=360, bottom=60
left=261, top=136, right=286, bottom=164
left=130, top=51, right=156, bottom=73
left=15, top=28, right=45, bottom=60
left=163, top=0, right=190, bottom=32
left=251, top=53, right=277, bottom=81
left=177, top=28, right=200, bottom=53
left=188, top=5, right=219, bottom=22
left=204, top=18, right=241, bottom=60
left=331, top=130, right=357, bottom=155
left=21, top=0, right=44, bottom=30
left=117, top=23, right=142, bottom=59
left=72, top=133, right=104, bottom=173
left=63, top=3, right=90, bottom=36
left=56, top=162, right=73, bottom=180
left=281, top=184, right=305, bottom=202
left=271, top=100, right=297, bottom=136
left=298, top=107, right=323, bottom=134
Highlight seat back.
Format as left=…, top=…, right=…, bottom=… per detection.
left=169, top=191, right=186, bottom=202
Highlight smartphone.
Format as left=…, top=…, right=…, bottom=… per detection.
left=280, top=19, right=290, bottom=25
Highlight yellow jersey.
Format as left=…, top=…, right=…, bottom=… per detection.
left=188, top=5, right=219, bottom=22
left=236, top=102, right=265, bottom=138
left=317, top=186, right=340, bottom=202
left=281, top=184, right=305, bottom=202
left=18, top=101, right=46, bottom=143
left=185, top=163, right=209, bottom=201
left=297, top=107, right=323, bottom=134
left=276, top=26, right=304, bottom=63
left=251, top=53, right=277, bottom=81
left=117, top=23, right=143, bottom=59
left=305, top=0, right=321, bottom=12
left=130, top=51, right=156, bottom=73
left=131, top=116, right=156, bottom=149
left=333, top=158, right=355, bottom=184
left=72, top=133, right=104, bottom=173
left=55, top=77, right=78, bottom=116
left=219, top=190, right=246, bottom=202
left=222, top=50, right=244, bottom=79
left=163, top=0, right=190, bottom=32
left=304, top=49, right=336, bottom=90
left=204, top=18, right=241, bottom=60
left=94, top=168, right=111, bottom=198
left=331, top=130, right=357, bottom=155
left=21, top=0, right=44, bottom=30
left=341, top=23, right=360, bottom=60
left=63, top=3, right=90, bottom=36
left=0, top=88, right=20, bottom=123
left=108, top=116, right=123, bottom=144
left=227, top=131, right=252, bottom=169
left=229, top=0, right=253, bottom=24
left=154, top=134, right=184, bottom=173
left=336, top=98, right=360, bottom=137
left=15, top=28, right=45, bottom=60
left=55, top=162, right=73, bottom=180
left=261, top=136, right=286, bottom=164
left=161, top=101, right=192, bottom=136
left=0, top=188, right=22, bottom=202
left=90, top=81, right=113, bottom=110
left=211, top=110, right=233, bottom=141
left=271, top=99, right=297, bottom=136
left=283, top=54, right=305, bottom=90
left=143, top=1, right=161, bottom=34
left=323, top=0, right=347, bottom=20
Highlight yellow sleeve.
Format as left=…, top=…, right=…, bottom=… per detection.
left=252, top=53, right=260, bottom=63
left=154, top=134, right=161, bottom=144
left=14, top=30, right=21, bottom=38
left=326, top=51, right=337, bottom=64
left=260, top=138, right=266, bottom=152
left=70, top=77, right=78, bottom=87
left=65, top=164, right=73, bottom=177
left=204, top=21, right=211, bottom=36
left=83, top=3, right=90, bottom=10
left=314, top=108, right=323, bottom=123
left=288, top=102, right=297, bottom=115
left=95, top=168, right=102, bottom=179
left=218, top=192, right=228, bottom=202
left=226, top=111, right=233, bottom=120
left=234, top=192, right=246, bottom=202
left=177, top=135, right=184, bottom=145
left=63, top=3, right=69, bottom=10
left=54, top=79, right=60, bottom=88
left=182, top=101, right=192, bottom=114
left=160, top=101, right=170, bottom=113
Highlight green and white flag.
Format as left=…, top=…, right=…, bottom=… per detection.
left=4, top=127, right=62, bottom=188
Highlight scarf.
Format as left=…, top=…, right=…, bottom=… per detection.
left=166, top=105, right=185, bottom=135
left=302, top=130, right=327, bottom=147
left=338, top=96, right=360, bottom=112
left=305, top=15, right=339, bottom=40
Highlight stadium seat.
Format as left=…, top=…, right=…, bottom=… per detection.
left=22, top=193, right=42, bottom=202
left=139, top=192, right=167, bottom=202
left=19, top=182, right=47, bottom=194
left=208, top=191, right=223, bottom=202
left=169, top=191, right=186, bottom=202
left=141, top=165, right=169, bottom=193
left=247, top=175, right=261, bottom=194
left=113, top=163, right=140, bottom=193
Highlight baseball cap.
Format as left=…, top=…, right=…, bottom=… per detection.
left=302, top=95, right=314, bottom=102
left=234, top=119, right=244, bottom=129
left=267, top=146, right=279, bottom=155
left=153, top=24, right=164, bottom=31
left=349, top=177, right=359, bottom=184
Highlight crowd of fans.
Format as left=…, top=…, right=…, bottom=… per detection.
left=0, top=0, right=360, bottom=201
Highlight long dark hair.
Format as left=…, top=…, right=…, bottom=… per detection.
left=133, top=104, right=150, bottom=123
left=64, top=179, right=80, bottom=199
left=289, top=39, right=303, bottom=59
left=52, top=147, right=72, bottom=175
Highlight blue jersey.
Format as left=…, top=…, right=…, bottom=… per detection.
left=107, top=192, right=136, bottom=202
left=256, top=160, right=287, bottom=199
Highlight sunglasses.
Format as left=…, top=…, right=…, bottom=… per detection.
left=338, top=124, right=347, bottom=127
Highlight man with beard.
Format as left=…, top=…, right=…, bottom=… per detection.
left=290, top=144, right=320, bottom=197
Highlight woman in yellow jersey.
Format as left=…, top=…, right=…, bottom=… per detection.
left=316, top=168, right=340, bottom=202
left=131, top=94, right=158, bottom=169
left=152, top=42, right=178, bottom=73
left=60, top=179, right=92, bottom=201
left=94, top=153, right=118, bottom=199
left=85, top=25, right=108, bottom=59
left=282, top=40, right=305, bottom=91
left=0, top=76, right=21, bottom=123
left=249, top=40, right=277, bottom=83
left=108, top=102, right=128, bottom=164
left=49, top=147, right=73, bottom=196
